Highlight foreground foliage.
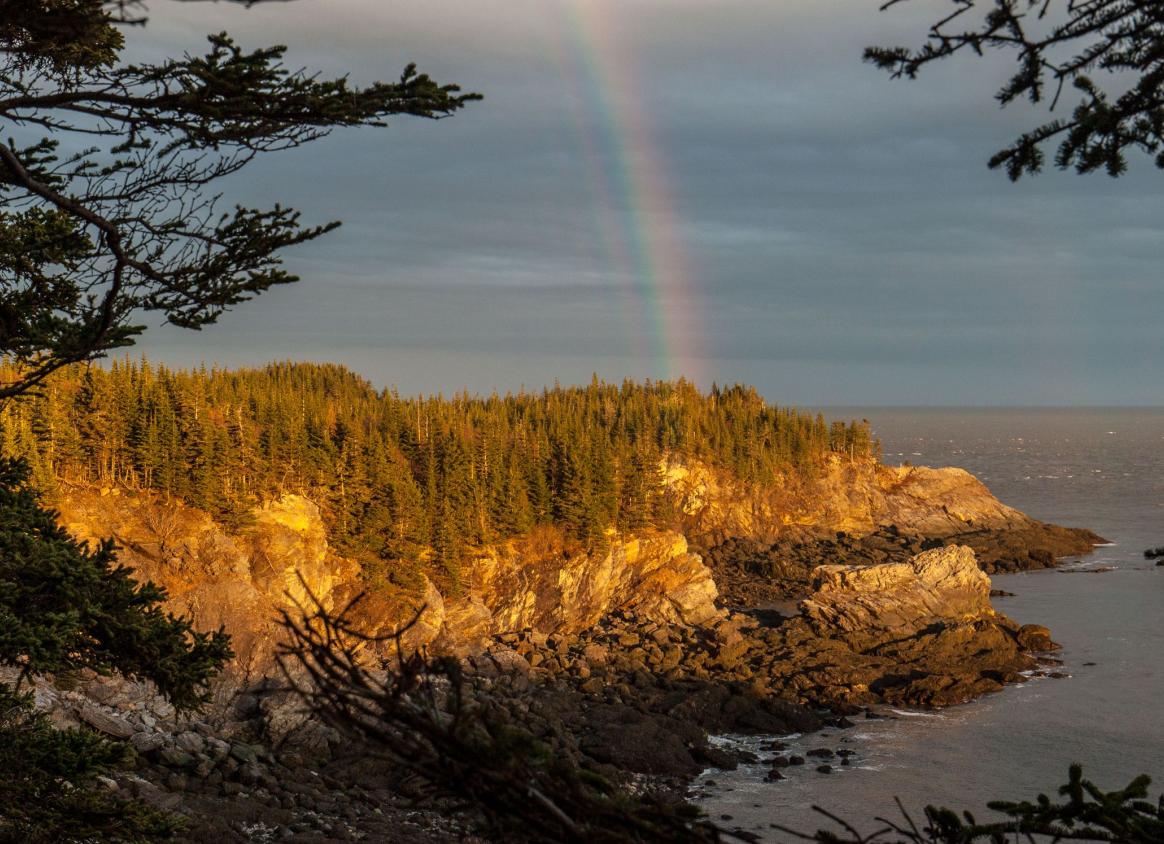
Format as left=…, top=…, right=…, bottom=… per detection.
left=0, top=0, right=477, bottom=399
left=0, top=456, right=232, bottom=840
left=0, top=0, right=473, bottom=836
left=868, top=0, right=1164, bottom=180
left=785, top=764, right=1162, bottom=843
left=0, top=457, right=231, bottom=705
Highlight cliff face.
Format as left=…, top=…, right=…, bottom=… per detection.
left=52, top=454, right=1092, bottom=681
left=55, top=490, right=721, bottom=674
left=57, top=491, right=359, bottom=680
left=670, top=456, right=1033, bottom=541
left=459, top=532, right=720, bottom=635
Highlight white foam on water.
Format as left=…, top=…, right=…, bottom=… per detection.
left=889, top=709, right=945, bottom=719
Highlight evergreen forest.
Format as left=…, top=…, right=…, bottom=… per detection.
left=0, top=360, right=875, bottom=590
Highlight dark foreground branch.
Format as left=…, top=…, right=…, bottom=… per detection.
left=275, top=589, right=728, bottom=844
left=777, top=763, right=1163, bottom=843
left=867, top=1, right=1164, bottom=180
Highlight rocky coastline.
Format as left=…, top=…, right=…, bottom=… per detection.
left=30, top=460, right=1101, bottom=841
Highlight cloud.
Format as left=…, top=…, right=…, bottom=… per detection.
left=128, top=0, right=1164, bottom=406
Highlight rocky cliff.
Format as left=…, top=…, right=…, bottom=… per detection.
left=55, top=489, right=721, bottom=676
left=669, top=456, right=1101, bottom=577
left=780, top=546, right=1054, bottom=707
left=52, top=454, right=1096, bottom=680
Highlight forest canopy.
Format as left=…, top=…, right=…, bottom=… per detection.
left=0, top=360, right=875, bottom=590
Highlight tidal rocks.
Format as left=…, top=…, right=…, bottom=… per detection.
left=692, top=546, right=1049, bottom=710
left=770, top=546, right=1046, bottom=708
left=485, top=544, right=1052, bottom=718
left=1015, top=624, right=1056, bottom=652
left=458, top=544, right=1044, bottom=780
left=469, top=612, right=823, bottom=778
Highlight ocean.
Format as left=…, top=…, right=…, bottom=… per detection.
left=695, top=408, right=1164, bottom=840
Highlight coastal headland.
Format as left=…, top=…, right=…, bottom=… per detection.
left=30, top=453, right=1100, bottom=841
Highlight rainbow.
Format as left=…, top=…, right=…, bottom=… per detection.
left=549, top=2, right=707, bottom=384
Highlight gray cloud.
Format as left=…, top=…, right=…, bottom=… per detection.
left=130, top=0, right=1164, bottom=406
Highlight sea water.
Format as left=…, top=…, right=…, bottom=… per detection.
left=694, top=408, right=1164, bottom=840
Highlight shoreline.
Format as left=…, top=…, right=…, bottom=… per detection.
left=690, top=551, right=1158, bottom=842
left=32, top=466, right=1106, bottom=841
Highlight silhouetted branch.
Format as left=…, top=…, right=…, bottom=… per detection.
left=275, top=583, right=728, bottom=844
left=868, top=1, right=1164, bottom=180
left=777, top=763, right=1162, bottom=842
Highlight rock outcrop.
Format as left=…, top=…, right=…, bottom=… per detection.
left=462, top=532, right=720, bottom=636
left=470, top=545, right=1060, bottom=714
left=766, top=546, right=1053, bottom=708
left=670, top=458, right=1101, bottom=612
left=800, top=545, right=994, bottom=637
left=667, top=457, right=1101, bottom=570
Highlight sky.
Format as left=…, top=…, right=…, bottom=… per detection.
left=128, top=1, right=1164, bottom=406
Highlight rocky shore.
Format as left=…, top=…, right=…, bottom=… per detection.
left=29, top=459, right=1099, bottom=841
left=28, top=544, right=1071, bottom=841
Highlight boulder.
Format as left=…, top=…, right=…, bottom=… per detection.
left=800, top=546, right=993, bottom=641
left=1016, top=624, right=1056, bottom=652
left=78, top=704, right=135, bottom=739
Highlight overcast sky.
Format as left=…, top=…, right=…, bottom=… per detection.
left=130, top=1, right=1164, bottom=406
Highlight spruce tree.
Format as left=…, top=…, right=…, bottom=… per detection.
left=0, top=455, right=232, bottom=841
